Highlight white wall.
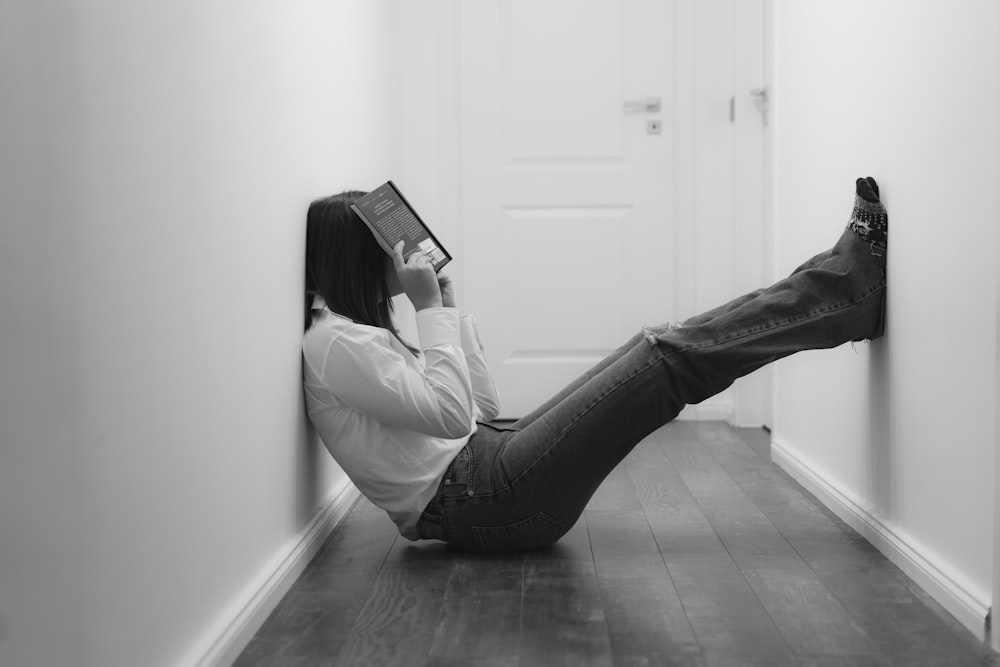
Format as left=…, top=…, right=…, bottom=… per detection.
left=0, top=1, right=400, bottom=665
left=770, top=0, right=997, bottom=638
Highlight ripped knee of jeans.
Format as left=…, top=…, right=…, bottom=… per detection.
left=642, top=322, right=684, bottom=347
left=642, top=326, right=657, bottom=347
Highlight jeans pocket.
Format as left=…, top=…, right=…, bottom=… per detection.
left=442, top=446, right=475, bottom=498
left=472, top=512, right=567, bottom=552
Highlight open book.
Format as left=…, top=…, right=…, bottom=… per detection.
left=351, top=181, right=452, bottom=272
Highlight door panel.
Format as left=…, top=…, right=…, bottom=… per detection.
left=458, top=0, right=763, bottom=420
left=506, top=0, right=624, bottom=161
left=461, top=0, right=674, bottom=417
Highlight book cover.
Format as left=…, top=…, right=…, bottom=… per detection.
left=351, top=181, right=452, bottom=272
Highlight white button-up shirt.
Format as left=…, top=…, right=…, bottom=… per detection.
left=302, top=297, right=500, bottom=539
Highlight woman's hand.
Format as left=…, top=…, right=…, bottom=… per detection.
left=437, top=272, right=456, bottom=309
left=391, top=241, right=442, bottom=311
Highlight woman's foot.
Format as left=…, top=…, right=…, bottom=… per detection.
left=847, top=176, right=888, bottom=250
left=847, top=176, right=888, bottom=340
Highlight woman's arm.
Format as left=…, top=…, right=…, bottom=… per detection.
left=436, top=271, right=501, bottom=420
left=313, top=315, right=477, bottom=440
left=460, top=315, right=501, bottom=421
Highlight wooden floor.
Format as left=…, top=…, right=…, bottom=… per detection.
left=236, top=422, right=997, bottom=667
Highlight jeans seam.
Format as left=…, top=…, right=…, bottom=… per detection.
left=467, top=444, right=477, bottom=495
left=661, top=282, right=885, bottom=353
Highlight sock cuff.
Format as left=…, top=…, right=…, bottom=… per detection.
left=848, top=197, right=888, bottom=249
left=853, top=195, right=886, bottom=216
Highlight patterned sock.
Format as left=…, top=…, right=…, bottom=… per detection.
left=848, top=177, right=887, bottom=249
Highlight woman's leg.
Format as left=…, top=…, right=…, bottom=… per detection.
left=509, top=330, right=647, bottom=429
left=511, top=181, right=886, bottom=430
left=434, top=179, right=888, bottom=551
left=682, top=177, right=885, bottom=329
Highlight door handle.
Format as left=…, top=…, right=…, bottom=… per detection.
left=623, top=97, right=661, bottom=113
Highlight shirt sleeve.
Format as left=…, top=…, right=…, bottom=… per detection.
left=316, top=308, right=477, bottom=439
left=459, top=314, right=501, bottom=421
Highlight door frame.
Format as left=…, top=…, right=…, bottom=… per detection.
left=993, top=0, right=1000, bottom=650
left=731, top=0, right=772, bottom=428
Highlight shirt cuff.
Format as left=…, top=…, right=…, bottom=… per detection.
left=459, top=314, right=485, bottom=353
left=415, top=307, right=462, bottom=350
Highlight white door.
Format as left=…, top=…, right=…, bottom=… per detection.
left=457, top=0, right=767, bottom=420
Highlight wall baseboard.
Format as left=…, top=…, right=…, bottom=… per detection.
left=182, top=480, right=361, bottom=667
left=771, top=438, right=990, bottom=642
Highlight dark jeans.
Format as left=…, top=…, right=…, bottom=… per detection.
left=416, top=228, right=887, bottom=551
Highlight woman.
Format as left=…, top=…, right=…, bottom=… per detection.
left=302, top=178, right=888, bottom=552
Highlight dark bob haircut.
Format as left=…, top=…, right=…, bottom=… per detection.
left=304, top=191, right=394, bottom=332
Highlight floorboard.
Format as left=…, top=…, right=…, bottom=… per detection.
left=426, top=555, right=523, bottom=666
left=236, top=422, right=998, bottom=667
left=593, top=554, right=702, bottom=666
left=334, top=559, right=452, bottom=667
left=519, top=558, right=613, bottom=667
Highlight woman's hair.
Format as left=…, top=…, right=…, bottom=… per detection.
left=304, top=190, right=394, bottom=332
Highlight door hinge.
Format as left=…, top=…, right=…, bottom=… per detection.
left=750, top=86, right=769, bottom=125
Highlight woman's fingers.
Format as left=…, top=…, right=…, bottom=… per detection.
left=391, top=241, right=407, bottom=270
left=390, top=241, right=441, bottom=310
left=394, top=241, right=432, bottom=268
left=407, top=250, right=430, bottom=267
